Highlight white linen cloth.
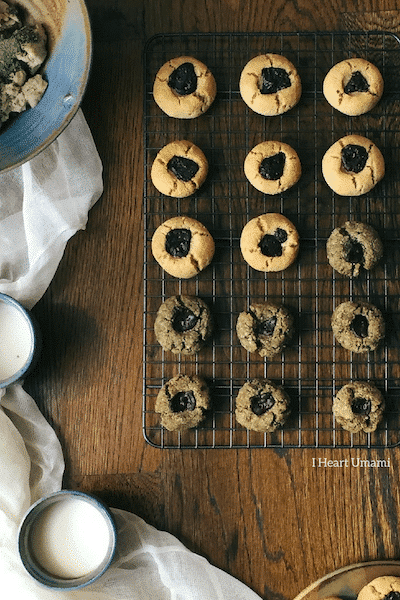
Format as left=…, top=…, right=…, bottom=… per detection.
left=0, top=110, right=263, bottom=599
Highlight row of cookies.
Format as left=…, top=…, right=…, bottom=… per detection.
left=150, top=135, right=385, bottom=198
left=155, top=373, right=291, bottom=433
left=154, top=295, right=385, bottom=356
left=150, top=213, right=299, bottom=277
left=151, top=214, right=384, bottom=278
left=155, top=373, right=386, bottom=435
left=154, top=296, right=293, bottom=357
left=153, top=54, right=384, bottom=118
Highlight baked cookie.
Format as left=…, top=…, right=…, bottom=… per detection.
left=333, top=381, right=385, bottom=433
left=240, top=212, right=299, bottom=272
left=244, top=141, right=301, bottom=194
left=155, top=373, right=210, bottom=431
left=322, top=134, right=385, bottom=196
left=331, top=300, right=385, bottom=353
left=326, top=221, right=383, bottom=277
left=154, top=295, right=213, bottom=354
left=323, top=57, right=384, bottom=116
left=236, top=302, right=294, bottom=357
left=150, top=140, right=208, bottom=198
left=235, top=378, right=291, bottom=433
left=153, top=56, right=217, bottom=119
left=239, top=53, right=301, bottom=116
left=358, top=577, right=400, bottom=600
left=151, top=216, right=215, bottom=278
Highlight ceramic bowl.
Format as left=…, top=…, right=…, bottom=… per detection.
left=0, top=292, right=40, bottom=387
left=18, top=490, right=117, bottom=590
left=0, top=0, right=91, bottom=172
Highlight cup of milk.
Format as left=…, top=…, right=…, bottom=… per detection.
left=0, top=292, right=40, bottom=387
left=18, top=490, right=117, bottom=589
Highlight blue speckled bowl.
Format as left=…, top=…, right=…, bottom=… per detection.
left=0, top=0, right=91, bottom=172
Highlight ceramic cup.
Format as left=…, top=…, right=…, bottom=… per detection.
left=18, top=490, right=117, bottom=590
left=0, top=292, right=40, bottom=388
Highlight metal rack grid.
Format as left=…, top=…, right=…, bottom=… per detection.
left=142, top=31, right=400, bottom=449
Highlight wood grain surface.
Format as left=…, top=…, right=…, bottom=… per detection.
left=23, top=1, right=400, bottom=599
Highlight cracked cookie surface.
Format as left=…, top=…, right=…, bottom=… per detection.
left=151, top=215, right=215, bottom=278
left=151, top=140, right=208, bottom=197
left=333, top=381, right=385, bottom=433
left=155, top=373, right=210, bottom=431
left=235, top=378, right=291, bottom=433
left=323, top=57, right=384, bottom=115
left=153, top=55, right=217, bottom=118
left=154, top=295, right=213, bottom=354
left=358, top=577, right=400, bottom=600
left=236, top=302, right=294, bottom=357
left=326, top=221, right=383, bottom=277
left=240, top=212, right=299, bottom=272
left=244, top=141, right=301, bottom=194
left=239, top=53, right=301, bottom=116
left=331, top=300, right=385, bottom=353
left=322, top=134, right=385, bottom=196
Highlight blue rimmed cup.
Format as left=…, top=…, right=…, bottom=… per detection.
left=0, top=292, right=41, bottom=388
left=18, top=490, right=117, bottom=590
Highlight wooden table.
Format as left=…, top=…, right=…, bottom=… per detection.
left=24, top=1, right=400, bottom=599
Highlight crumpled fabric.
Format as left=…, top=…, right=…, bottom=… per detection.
left=0, top=110, right=263, bottom=600
left=0, top=108, right=103, bottom=309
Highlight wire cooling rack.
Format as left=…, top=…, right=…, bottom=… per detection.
left=142, top=31, right=400, bottom=449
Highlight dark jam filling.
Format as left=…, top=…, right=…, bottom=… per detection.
left=170, top=391, right=196, bottom=413
left=172, top=307, right=199, bottom=333
left=259, top=228, right=288, bottom=257
left=165, top=228, right=191, bottom=258
left=168, top=62, right=197, bottom=96
left=250, top=392, right=275, bottom=416
left=167, top=155, right=199, bottom=182
left=341, top=144, right=368, bottom=174
left=255, top=316, right=277, bottom=337
left=351, top=397, right=372, bottom=415
left=351, top=314, right=369, bottom=338
left=344, top=71, right=369, bottom=94
left=259, top=152, right=286, bottom=180
left=260, top=67, right=291, bottom=94
left=343, top=236, right=364, bottom=265
left=383, top=593, right=400, bottom=600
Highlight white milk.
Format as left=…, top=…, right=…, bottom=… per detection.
left=0, top=301, right=32, bottom=380
left=30, top=497, right=112, bottom=579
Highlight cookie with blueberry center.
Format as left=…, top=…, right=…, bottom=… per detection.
left=236, top=302, right=294, bottom=357
left=326, top=221, right=383, bottom=277
left=358, top=577, right=400, bottom=600
left=154, top=295, right=213, bottom=354
left=244, top=141, right=301, bottom=194
left=153, top=56, right=217, bottom=119
left=239, top=53, right=301, bottom=116
left=240, top=212, right=299, bottom=272
left=331, top=300, right=385, bottom=353
left=151, top=216, right=215, bottom=278
left=151, top=140, right=208, bottom=198
left=235, top=378, right=291, bottom=433
left=333, top=381, right=385, bottom=433
left=323, top=57, right=384, bottom=116
left=155, top=374, right=210, bottom=431
left=322, top=134, right=385, bottom=196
